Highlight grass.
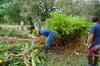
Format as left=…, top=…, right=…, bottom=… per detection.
left=46, top=47, right=100, bottom=66
left=46, top=48, right=87, bottom=66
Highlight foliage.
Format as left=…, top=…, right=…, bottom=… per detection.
left=0, top=27, right=8, bottom=36
left=95, top=0, right=100, bottom=17
left=55, top=0, right=96, bottom=18
left=44, top=13, right=92, bottom=43
left=0, top=43, right=48, bottom=66
left=0, top=0, right=100, bottom=24
left=20, top=0, right=55, bottom=21
left=0, top=0, right=22, bottom=24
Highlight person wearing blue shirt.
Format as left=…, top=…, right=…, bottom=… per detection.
left=38, top=29, right=54, bottom=54
left=28, top=25, right=54, bottom=54
left=86, top=16, right=100, bottom=66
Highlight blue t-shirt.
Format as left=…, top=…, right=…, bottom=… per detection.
left=90, top=23, right=100, bottom=46
left=39, top=29, right=54, bottom=37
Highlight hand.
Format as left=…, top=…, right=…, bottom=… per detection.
left=85, top=43, right=90, bottom=48
left=86, top=43, right=89, bottom=46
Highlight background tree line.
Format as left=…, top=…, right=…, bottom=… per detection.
left=0, top=0, right=100, bottom=24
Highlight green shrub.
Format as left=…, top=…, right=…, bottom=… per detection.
left=44, top=13, right=92, bottom=43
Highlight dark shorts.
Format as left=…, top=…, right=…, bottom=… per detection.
left=87, top=44, right=100, bottom=56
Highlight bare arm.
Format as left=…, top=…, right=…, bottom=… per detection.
left=87, top=34, right=94, bottom=44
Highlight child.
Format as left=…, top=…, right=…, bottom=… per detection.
left=86, top=16, right=100, bottom=66
left=28, top=25, right=54, bottom=54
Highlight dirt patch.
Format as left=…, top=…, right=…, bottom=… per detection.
left=47, top=46, right=87, bottom=66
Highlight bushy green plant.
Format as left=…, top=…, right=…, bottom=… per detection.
left=44, top=13, right=92, bottom=43
left=0, top=43, right=48, bottom=66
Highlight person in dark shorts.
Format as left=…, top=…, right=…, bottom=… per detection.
left=86, top=16, right=100, bottom=66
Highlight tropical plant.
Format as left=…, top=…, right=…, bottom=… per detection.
left=0, top=43, right=48, bottom=66
left=44, top=13, right=92, bottom=44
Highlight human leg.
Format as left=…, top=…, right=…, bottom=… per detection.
left=45, top=36, right=53, bottom=54
left=87, top=45, right=94, bottom=65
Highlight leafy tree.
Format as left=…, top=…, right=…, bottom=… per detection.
left=20, top=0, right=55, bottom=22
left=95, top=0, right=100, bottom=17
left=0, top=0, right=100, bottom=24
left=0, top=0, right=22, bottom=24
left=55, top=0, right=96, bottom=19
